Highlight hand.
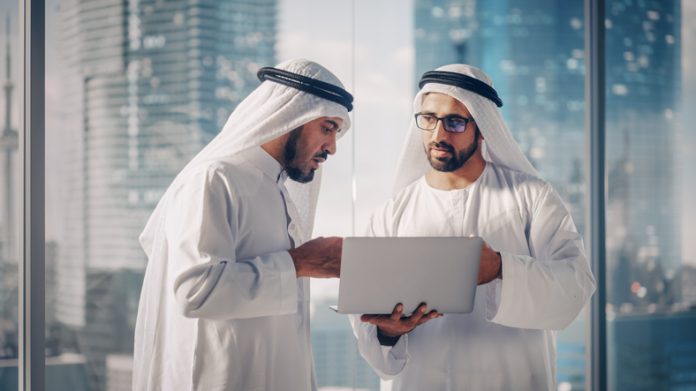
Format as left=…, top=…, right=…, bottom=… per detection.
left=360, top=303, right=442, bottom=338
left=478, top=240, right=502, bottom=284
left=288, top=236, right=342, bottom=278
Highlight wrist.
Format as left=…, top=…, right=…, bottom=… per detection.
left=377, top=327, right=402, bottom=346
left=495, top=252, right=503, bottom=279
left=288, top=249, right=303, bottom=277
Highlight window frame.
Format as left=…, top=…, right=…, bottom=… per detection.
left=18, top=0, right=45, bottom=390
left=584, top=0, right=608, bottom=390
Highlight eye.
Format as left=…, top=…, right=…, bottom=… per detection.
left=446, top=116, right=467, bottom=127
left=420, top=114, right=436, bottom=124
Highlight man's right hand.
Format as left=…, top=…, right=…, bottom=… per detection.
left=288, top=236, right=342, bottom=278
left=360, top=303, right=442, bottom=338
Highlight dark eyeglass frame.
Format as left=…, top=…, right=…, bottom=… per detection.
left=414, top=113, right=475, bottom=133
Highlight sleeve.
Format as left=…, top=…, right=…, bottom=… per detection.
left=349, top=315, right=409, bottom=380
left=167, top=167, right=298, bottom=320
left=349, top=205, right=410, bottom=379
left=488, top=182, right=597, bottom=330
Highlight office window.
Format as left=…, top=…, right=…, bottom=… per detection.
left=0, top=1, right=20, bottom=389
left=605, top=1, right=696, bottom=389
left=45, top=0, right=281, bottom=389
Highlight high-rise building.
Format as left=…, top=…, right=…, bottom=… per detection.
left=604, top=0, right=682, bottom=297
left=53, top=1, right=277, bottom=389
left=56, top=0, right=277, bottom=328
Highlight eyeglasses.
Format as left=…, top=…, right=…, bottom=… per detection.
left=414, top=113, right=475, bottom=133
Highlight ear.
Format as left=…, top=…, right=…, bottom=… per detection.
left=476, top=126, right=484, bottom=140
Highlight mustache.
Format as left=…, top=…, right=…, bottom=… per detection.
left=314, top=151, right=329, bottom=160
left=428, top=141, right=455, bottom=153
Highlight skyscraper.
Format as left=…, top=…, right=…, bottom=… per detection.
left=604, top=0, right=682, bottom=300
left=53, top=1, right=277, bottom=389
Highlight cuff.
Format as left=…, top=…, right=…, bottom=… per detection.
left=276, top=251, right=299, bottom=314
left=379, top=331, right=409, bottom=362
left=488, top=251, right=523, bottom=325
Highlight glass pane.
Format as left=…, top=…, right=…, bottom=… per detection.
left=0, top=1, right=20, bottom=389
left=46, top=0, right=283, bottom=390
left=406, top=1, right=588, bottom=390
left=606, top=0, right=696, bottom=389
left=277, top=0, right=382, bottom=389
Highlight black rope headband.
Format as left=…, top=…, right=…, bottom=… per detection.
left=257, top=67, right=354, bottom=112
left=418, top=70, right=503, bottom=107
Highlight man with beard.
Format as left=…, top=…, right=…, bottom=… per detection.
left=133, top=59, right=352, bottom=390
left=351, top=64, right=596, bottom=390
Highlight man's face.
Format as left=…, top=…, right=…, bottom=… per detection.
left=419, top=93, right=480, bottom=172
left=284, top=116, right=343, bottom=183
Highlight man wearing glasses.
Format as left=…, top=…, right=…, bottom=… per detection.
left=351, top=64, right=596, bottom=390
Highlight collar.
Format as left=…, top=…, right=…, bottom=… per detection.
left=240, top=146, right=288, bottom=184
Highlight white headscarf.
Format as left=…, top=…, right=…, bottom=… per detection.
left=139, top=58, right=352, bottom=258
left=393, top=64, right=538, bottom=193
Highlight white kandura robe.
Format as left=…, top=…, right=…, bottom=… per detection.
left=351, top=163, right=596, bottom=391
left=133, top=147, right=315, bottom=391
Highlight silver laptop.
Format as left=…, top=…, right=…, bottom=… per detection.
left=334, top=237, right=482, bottom=315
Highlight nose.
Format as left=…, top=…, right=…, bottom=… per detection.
left=324, top=133, right=337, bottom=155
left=431, top=120, right=448, bottom=143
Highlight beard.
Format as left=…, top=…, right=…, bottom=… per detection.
left=425, top=131, right=479, bottom=172
left=283, top=126, right=326, bottom=183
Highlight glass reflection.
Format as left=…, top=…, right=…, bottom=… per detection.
left=606, top=0, right=696, bottom=389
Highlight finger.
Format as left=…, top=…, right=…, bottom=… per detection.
left=390, top=303, right=403, bottom=321
left=408, top=303, right=428, bottom=325
left=417, top=310, right=440, bottom=325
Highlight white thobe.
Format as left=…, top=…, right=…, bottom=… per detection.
left=351, top=163, right=596, bottom=391
left=133, top=147, right=316, bottom=391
